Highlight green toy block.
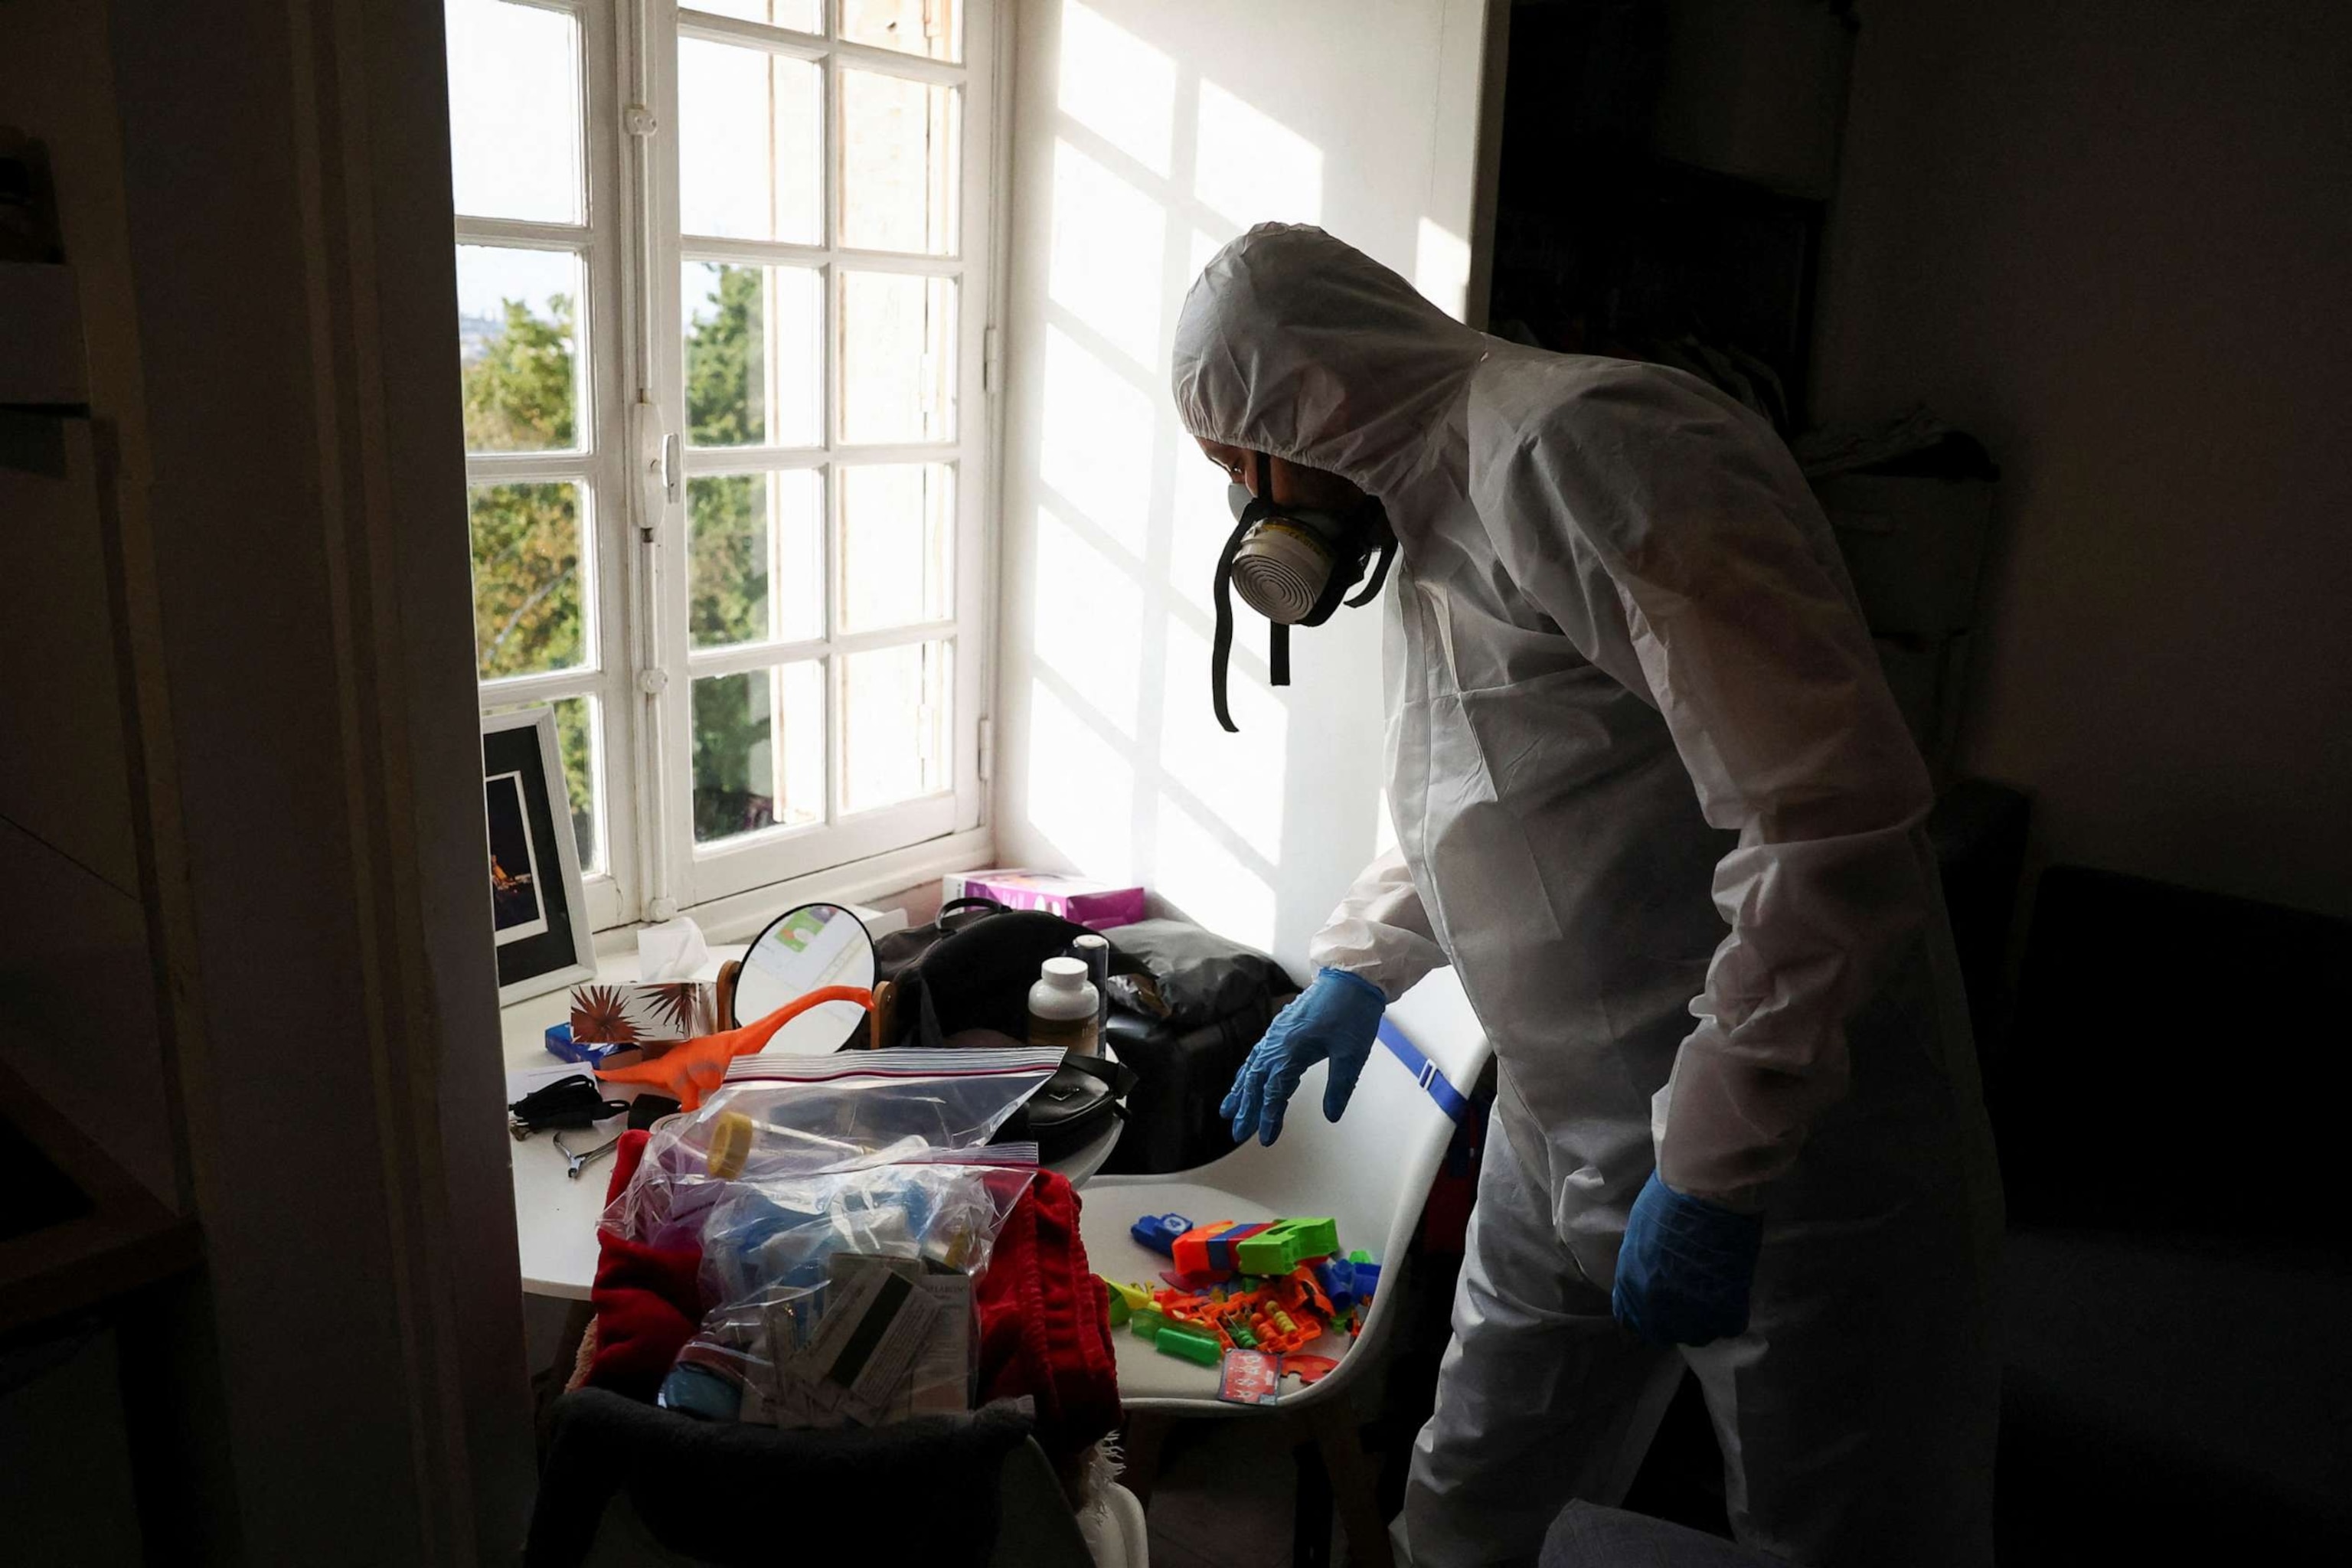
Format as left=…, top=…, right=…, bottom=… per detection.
left=1155, top=1325, right=1222, bottom=1366
left=1130, top=1307, right=1167, bottom=1341
left=1105, top=1292, right=1131, bottom=1328
left=1233, top=1216, right=1341, bottom=1276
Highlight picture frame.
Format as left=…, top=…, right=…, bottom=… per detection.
left=482, top=707, right=596, bottom=1006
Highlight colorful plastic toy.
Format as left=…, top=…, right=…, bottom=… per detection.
left=1155, top=1324, right=1222, bottom=1365
left=1233, top=1216, right=1340, bottom=1276
left=1130, top=1213, right=1194, bottom=1256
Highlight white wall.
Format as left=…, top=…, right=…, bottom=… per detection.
left=993, top=0, right=1496, bottom=972
left=1814, top=0, right=2352, bottom=918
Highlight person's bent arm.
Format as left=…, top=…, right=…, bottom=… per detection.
left=1223, top=849, right=1443, bottom=1145
left=1491, top=369, right=1937, bottom=1210
left=1308, top=847, right=1448, bottom=1002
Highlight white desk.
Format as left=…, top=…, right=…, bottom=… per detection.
left=502, top=948, right=1123, bottom=1300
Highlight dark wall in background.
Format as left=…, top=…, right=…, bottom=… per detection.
left=1813, top=0, right=2352, bottom=917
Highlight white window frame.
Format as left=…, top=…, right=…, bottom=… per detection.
left=456, top=0, right=998, bottom=931
left=458, top=0, right=636, bottom=934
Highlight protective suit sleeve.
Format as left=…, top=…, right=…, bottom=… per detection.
left=1306, top=847, right=1449, bottom=1004
left=1489, top=370, right=1938, bottom=1206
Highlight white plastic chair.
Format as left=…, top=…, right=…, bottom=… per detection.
left=1078, top=969, right=1492, bottom=1568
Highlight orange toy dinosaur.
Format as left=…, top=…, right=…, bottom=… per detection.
left=596, top=985, right=874, bottom=1110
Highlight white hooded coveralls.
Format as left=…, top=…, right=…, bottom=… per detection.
left=1173, top=225, right=2003, bottom=1567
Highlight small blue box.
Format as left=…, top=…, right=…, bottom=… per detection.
left=544, top=1023, right=634, bottom=1068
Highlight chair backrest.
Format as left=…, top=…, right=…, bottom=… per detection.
left=1177, top=968, right=1491, bottom=1337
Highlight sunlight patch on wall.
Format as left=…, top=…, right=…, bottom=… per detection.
left=1414, top=216, right=1472, bottom=321
left=1152, top=792, right=1277, bottom=954
left=1160, top=618, right=1286, bottom=863
left=1057, top=0, right=1175, bottom=177
left=1193, top=79, right=1323, bottom=230
left=1048, top=138, right=1169, bottom=372
left=1031, top=506, right=1144, bottom=739
left=1038, top=325, right=1155, bottom=555
left=1025, top=676, right=1137, bottom=883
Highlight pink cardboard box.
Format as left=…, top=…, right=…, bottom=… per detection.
left=941, top=869, right=1146, bottom=931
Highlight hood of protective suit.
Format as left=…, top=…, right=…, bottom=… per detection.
left=1171, top=224, right=1489, bottom=499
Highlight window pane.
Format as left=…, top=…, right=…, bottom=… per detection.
left=842, top=640, right=949, bottom=813
left=839, top=463, right=952, bottom=632
left=689, top=470, right=822, bottom=649
left=685, top=262, right=821, bottom=448
left=457, top=247, right=581, bottom=453
left=678, top=36, right=821, bottom=244
left=839, top=271, right=956, bottom=444
left=686, top=0, right=821, bottom=30
left=445, top=0, right=583, bottom=223
left=693, top=662, right=825, bottom=843
left=469, top=482, right=589, bottom=678
left=840, top=70, right=960, bottom=255
left=485, top=694, right=603, bottom=875
left=840, top=0, right=960, bottom=62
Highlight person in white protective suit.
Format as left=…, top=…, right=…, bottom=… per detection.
left=1173, top=224, right=2005, bottom=1568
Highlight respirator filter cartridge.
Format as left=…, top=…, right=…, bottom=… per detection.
left=1231, top=521, right=1337, bottom=625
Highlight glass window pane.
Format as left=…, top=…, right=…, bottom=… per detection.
left=445, top=0, right=583, bottom=223
left=839, top=271, right=956, bottom=444
left=469, top=481, right=589, bottom=678
left=485, top=694, right=603, bottom=875
left=684, top=262, right=821, bottom=448
left=689, top=470, right=822, bottom=649
left=686, top=0, right=821, bottom=30
left=840, top=0, right=959, bottom=62
left=693, top=662, right=824, bottom=843
left=839, top=463, right=952, bottom=632
left=839, top=70, right=960, bottom=255
left=457, top=247, right=582, bottom=453
left=842, top=640, right=949, bottom=814
left=678, top=36, right=821, bottom=244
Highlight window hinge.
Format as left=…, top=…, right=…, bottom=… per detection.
left=977, top=715, right=994, bottom=783
left=637, top=668, right=669, bottom=696
left=624, top=104, right=658, bottom=138
left=982, top=324, right=1002, bottom=396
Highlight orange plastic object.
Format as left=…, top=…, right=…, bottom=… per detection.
left=596, top=985, right=874, bottom=1110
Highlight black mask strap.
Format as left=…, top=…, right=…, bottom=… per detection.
left=1210, top=507, right=1260, bottom=734
left=1347, top=532, right=1398, bottom=609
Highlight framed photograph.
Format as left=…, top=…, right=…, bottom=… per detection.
left=482, top=708, right=595, bottom=1005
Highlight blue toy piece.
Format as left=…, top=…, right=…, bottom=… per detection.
left=1314, top=1255, right=1357, bottom=1315
left=1131, top=1212, right=1194, bottom=1257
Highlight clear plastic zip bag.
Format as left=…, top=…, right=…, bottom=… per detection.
left=606, top=1046, right=1063, bottom=1252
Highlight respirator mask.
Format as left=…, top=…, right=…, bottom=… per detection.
left=1210, top=449, right=1398, bottom=733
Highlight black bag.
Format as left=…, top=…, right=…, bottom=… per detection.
left=1098, top=921, right=1301, bottom=1174
left=876, top=897, right=1139, bottom=1161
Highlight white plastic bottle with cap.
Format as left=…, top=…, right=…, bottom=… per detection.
left=1028, top=956, right=1101, bottom=1056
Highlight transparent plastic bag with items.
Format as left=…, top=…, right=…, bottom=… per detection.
left=669, top=1149, right=1040, bottom=1425
left=606, top=1046, right=1065, bottom=1253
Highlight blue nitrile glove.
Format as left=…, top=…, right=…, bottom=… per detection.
left=1220, top=968, right=1387, bottom=1146
left=1611, top=1170, right=1765, bottom=1347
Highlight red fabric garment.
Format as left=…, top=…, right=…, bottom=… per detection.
left=585, top=1130, right=704, bottom=1402
left=975, top=1171, right=1122, bottom=1457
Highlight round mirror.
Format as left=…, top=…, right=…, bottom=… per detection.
left=729, top=903, right=877, bottom=1053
